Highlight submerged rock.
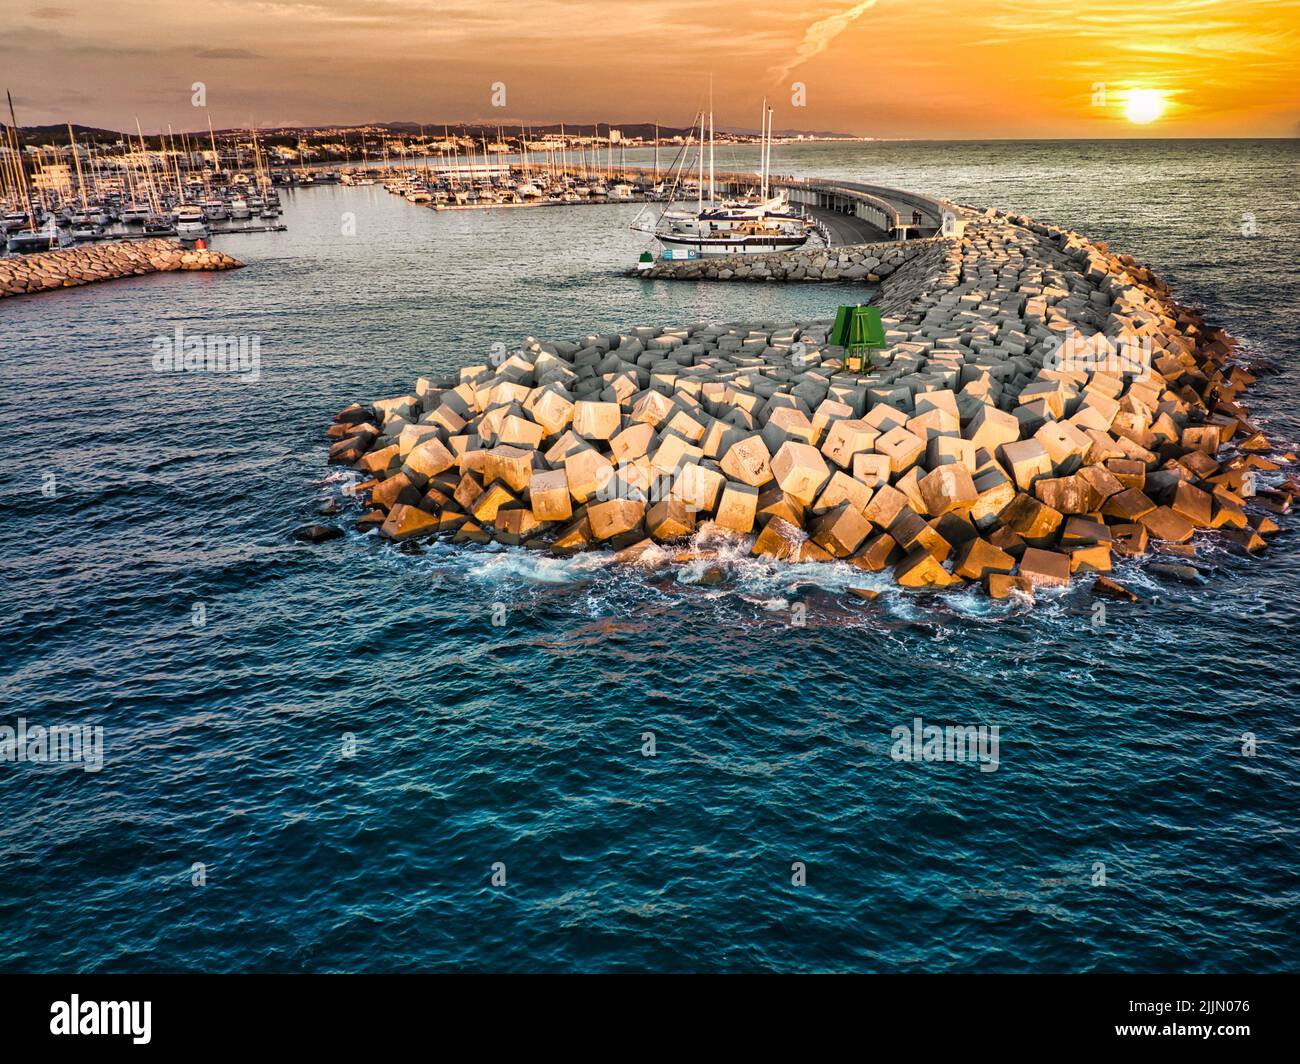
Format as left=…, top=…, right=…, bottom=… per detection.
left=293, top=523, right=344, bottom=543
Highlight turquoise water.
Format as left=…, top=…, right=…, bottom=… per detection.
left=1, top=140, right=1297, bottom=972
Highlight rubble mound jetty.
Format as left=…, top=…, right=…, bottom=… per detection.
left=324, top=208, right=1291, bottom=599
left=0, top=239, right=243, bottom=298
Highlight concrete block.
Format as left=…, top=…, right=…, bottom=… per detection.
left=919, top=464, right=978, bottom=516
left=715, top=482, right=760, bottom=533
left=720, top=434, right=773, bottom=487
left=529, top=468, right=573, bottom=522
left=1018, top=546, right=1071, bottom=587
left=770, top=441, right=831, bottom=506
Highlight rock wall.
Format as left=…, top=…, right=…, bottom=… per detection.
left=316, top=204, right=1292, bottom=601
left=0, top=239, right=243, bottom=298
left=636, top=236, right=944, bottom=284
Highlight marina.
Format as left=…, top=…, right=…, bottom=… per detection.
left=1, top=108, right=289, bottom=255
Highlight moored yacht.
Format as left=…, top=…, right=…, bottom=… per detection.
left=175, top=205, right=208, bottom=239
left=646, top=98, right=810, bottom=258
left=7, top=219, right=71, bottom=253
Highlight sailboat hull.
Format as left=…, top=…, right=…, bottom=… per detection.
left=655, top=232, right=809, bottom=256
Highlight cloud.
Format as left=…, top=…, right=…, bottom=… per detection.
left=193, top=47, right=262, bottom=58
left=770, top=0, right=879, bottom=82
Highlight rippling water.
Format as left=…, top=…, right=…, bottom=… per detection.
left=1, top=140, right=1297, bottom=973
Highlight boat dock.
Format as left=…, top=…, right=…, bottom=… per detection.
left=382, top=161, right=951, bottom=247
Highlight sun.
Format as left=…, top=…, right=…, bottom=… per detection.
left=1123, top=89, right=1166, bottom=124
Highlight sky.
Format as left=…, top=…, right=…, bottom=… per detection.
left=4, top=0, right=1299, bottom=137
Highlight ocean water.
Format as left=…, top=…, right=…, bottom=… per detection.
left=1, top=140, right=1297, bottom=973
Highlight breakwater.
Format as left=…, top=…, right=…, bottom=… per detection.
left=322, top=198, right=1289, bottom=599
left=0, top=239, right=243, bottom=299
left=636, top=234, right=952, bottom=288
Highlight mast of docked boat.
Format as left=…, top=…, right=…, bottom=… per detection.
left=759, top=102, right=769, bottom=197
left=696, top=111, right=703, bottom=212
left=134, top=118, right=161, bottom=217
left=207, top=114, right=219, bottom=177
left=6, top=89, right=37, bottom=232
left=167, top=124, right=185, bottom=204
left=67, top=122, right=88, bottom=210
left=708, top=75, right=715, bottom=207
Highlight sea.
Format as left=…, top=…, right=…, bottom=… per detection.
left=1, top=139, right=1297, bottom=973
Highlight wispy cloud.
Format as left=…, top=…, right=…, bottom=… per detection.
left=770, top=0, right=879, bottom=82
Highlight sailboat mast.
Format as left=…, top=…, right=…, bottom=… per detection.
left=708, top=77, right=715, bottom=205
left=759, top=107, right=769, bottom=199
left=67, top=123, right=87, bottom=209
left=6, top=89, right=35, bottom=227
left=696, top=111, right=703, bottom=211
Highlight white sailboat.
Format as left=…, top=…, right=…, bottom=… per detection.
left=647, top=99, right=809, bottom=257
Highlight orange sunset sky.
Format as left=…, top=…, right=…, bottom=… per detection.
left=5, top=0, right=1299, bottom=137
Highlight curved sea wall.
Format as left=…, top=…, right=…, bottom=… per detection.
left=321, top=203, right=1291, bottom=599
left=0, top=239, right=243, bottom=298
left=636, top=236, right=948, bottom=285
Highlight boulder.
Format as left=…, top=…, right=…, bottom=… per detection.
left=587, top=498, right=646, bottom=540
left=646, top=498, right=696, bottom=542
left=751, top=516, right=804, bottom=559
left=1017, top=547, right=1071, bottom=588
left=770, top=441, right=831, bottom=507
left=378, top=504, right=440, bottom=542
left=715, top=482, right=759, bottom=533
left=810, top=502, right=871, bottom=557
left=720, top=434, right=773, bottom=487
left=997, top=440, right=1052, bottom=491
left=919, top=464, right=977, bottom=516
left=293, top=523, right=344, bottom=543
left=997, top=493, right=1064, bottom=547
left=951, top=537, right=1016, bottom=582
left=893, top=549, right=961, bottom=588
left=529, top=468, right=573, bottom=522
left=572, top=400, right=621, bottom=440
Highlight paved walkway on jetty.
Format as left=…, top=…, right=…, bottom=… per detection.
left=809, top=206, right=890, bottom=246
